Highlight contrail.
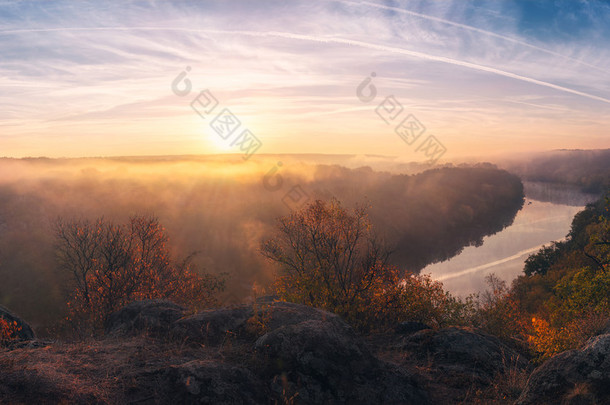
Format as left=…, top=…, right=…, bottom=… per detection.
left=335, top=0, right=610, bottom=75
left=433, top=244, right=546, bottom=282
left=202, top=29, right=610, bottom=104
left=2, top=27, right=609, bottom=104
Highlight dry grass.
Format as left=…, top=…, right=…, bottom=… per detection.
left=460, top=354, right=530, bottom=404
left=1, top=324, right=536, bottom=404
left=564, top=382, right=596, bottom=404
left=364, top=331, right=533, bottom=405
left=0, top=335, right=221, bottom=404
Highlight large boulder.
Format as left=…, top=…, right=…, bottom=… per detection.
left=164, top=360, right=266, bottom=405
left=172, top=300, right=428, bottom=403
left=401, top=327, right=529, bottom=385
left=104, top=300, right=431, bottom=403
left=171, top=301, right=347, bottom=346
left=0, top=305, right=35, bottom=341
left=171, top=306, right=254, bottom=345
left=517, top=333, right=610, bottom=405
left=105, top=299, right=186, bottom=336
left=259, top=301, right=345, bottom=331
left=255, top=318, right=428, bottom=404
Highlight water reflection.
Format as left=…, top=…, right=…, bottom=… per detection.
left=425, top=182, right=598, bottom=296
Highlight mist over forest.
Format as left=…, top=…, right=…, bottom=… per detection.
left=499, top=149, right=610, bottom=194
left=0, top=155, right=523, bottom=329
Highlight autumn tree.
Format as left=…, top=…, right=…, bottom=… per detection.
left=55, top=215, right=224, bottom=332
left=262, top=198, right=388, bottom=305
left=261, top=198, right=473, bottom=331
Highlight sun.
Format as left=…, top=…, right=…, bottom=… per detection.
left=206, top=131, right=235, bottom=153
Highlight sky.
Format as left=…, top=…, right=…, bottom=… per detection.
left=0, top=0, right=609, bottom=161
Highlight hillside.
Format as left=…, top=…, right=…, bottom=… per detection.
left=4, top=298, right=610, bottom=404
left=0, top=300, right=525, bottom=404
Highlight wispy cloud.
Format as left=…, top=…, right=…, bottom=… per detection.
left=0, top=0, right=608, bottom=157
left=336, top=0, right=610, bottom=74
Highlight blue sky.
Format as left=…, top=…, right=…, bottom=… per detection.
left=0, top=0, right=608, bottom=159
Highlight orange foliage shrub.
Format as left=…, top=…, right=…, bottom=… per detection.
left=56, top=215, right=224, bottom=332
left=262, top=199, right=391, bottom=329
left=0, top=318, right=21, bottom=346
left=524, top=315, right=605, bottom=361
left=361, top=269, right=473, bottom=331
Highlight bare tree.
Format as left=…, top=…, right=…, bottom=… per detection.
left=261, top=198, right=390, bottom=313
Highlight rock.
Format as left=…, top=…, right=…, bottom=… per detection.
left=262, top=301, right=347, bottom=332
left=255, top=319, right=375, bottom=376
left=255, top=318, right=428, bottom=404
left=0, top=305, right=35, bottom=341
left=395, top=321, right=431, bottom=334
left=171, top=301, right=346, bottom=346
left=105, top=299, right=186, bottom=336
left=401, top=327, right=529, bottom=386
left=164, top=360, right=266, bottom=405
left=517, top=333, right=610, bottom=405
left=171, top=306, right=254, bottom=345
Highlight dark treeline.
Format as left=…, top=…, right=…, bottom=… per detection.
left=0, top=157, right=523, bottom=330
left=309, top=164, right=524, bottom=270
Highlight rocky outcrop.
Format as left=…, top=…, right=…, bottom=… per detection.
left=0, top=304, right=35, bottom=341
left=517, top=333, right=610, bottom=405
left=160, top=300, right=349, bottom=346
left=165, top=361, right=266, bottom=405
left=255, top=318, right=426, bottom=404
left=4, top=299, right=549, bottom=404
left=105, top=299, right=428, bottom=404
left=105, top=299, right=185, bottom=336
left=400, top=327, right=529, bottom=386
left=171, top=306, right=253, bottom=345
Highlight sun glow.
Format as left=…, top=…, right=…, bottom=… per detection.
left=207, top=131, right=235, bottom=153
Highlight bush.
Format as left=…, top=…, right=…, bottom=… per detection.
left=524, top=243, right=563, bottom=276
left=0, top=318, right=21, bottom=346
left=55, top=215, right=224, bottom=333
left=527, top=311, right=608, bottom=361
left=365, top=270, right=476, bottom=331
left=472, top=274, right=526, bottom=339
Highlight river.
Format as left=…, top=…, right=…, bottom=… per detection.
left=424, top=182, right=599, bottom=296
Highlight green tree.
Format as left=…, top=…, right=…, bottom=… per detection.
left=524, top=242, right=563, bottom=276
